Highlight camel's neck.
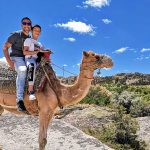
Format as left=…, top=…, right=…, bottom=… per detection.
left=61, top=68, right=94, bottom=106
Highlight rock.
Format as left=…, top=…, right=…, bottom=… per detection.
left=57, top=104, right=114, bottom=129
left=137, top=117, right=150, bottom=148
left=0, top=113, right=113, bottom=150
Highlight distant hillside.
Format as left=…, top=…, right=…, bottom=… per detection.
left=59, top=72, right=150, bottom=85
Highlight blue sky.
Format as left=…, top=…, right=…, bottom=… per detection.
left=0, top=0, right=149, bottom=77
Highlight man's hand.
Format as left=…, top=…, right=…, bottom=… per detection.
left=8, top=61, right=14, bottom=70
left=3, top=42, right=14, bottom=70
left=35, top=49, right=40, bottom=54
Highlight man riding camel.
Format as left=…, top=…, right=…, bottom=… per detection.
left=3, top=17, right=32, bottom=113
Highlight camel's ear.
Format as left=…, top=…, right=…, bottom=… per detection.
left=83, top=51, right=89, bottom=57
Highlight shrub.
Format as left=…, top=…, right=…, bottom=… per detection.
left=83, top=106, right=146, bottom=150
left=130, top=100, right=150, bottom=117
left=113, top=107, right=146, bottom=150
left=110, top=91, right=136, bottom=114
left=80, top=86, right=110, bottom=106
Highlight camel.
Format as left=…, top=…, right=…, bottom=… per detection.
left=0, top=51, right=113, bottom=150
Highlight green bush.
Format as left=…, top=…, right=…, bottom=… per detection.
left=130, top=100, right=150, bottom=117
left=113, top=107, right=146, bottom=149
left=127, top=86, right=150, bottom=117
left=83, top=106, right=146, bottom=150
left=128, top=86, right=150, bottom=101
left=80, top=86, right=110, bottom=106
left=101, top=83, right=128, bottom=94
left=110, top=91, right=136, bottom=114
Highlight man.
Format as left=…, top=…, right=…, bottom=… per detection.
left=3, top=17, right=32, bottom=112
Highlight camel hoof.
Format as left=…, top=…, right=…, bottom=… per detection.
left=39, top=138, right=47, bottom=150
left=0, top=105, right=4, bottom=115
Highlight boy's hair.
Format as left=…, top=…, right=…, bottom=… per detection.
left=21, top=17, right=32, bottom=23
left=32, top=24, right=42, bottom=31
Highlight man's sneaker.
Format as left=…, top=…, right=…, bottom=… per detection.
left=17, top=100, right=27, bottom=112
left=29, top=91, right=36, bottom=101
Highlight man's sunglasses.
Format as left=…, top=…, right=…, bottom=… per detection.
left=22, top=22, right=31, bottom=26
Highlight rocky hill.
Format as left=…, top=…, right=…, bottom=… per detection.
left=59, top=72, right=150, bottom=86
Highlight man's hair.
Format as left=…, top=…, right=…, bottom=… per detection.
left=21, top=17, right=32, bottom=23
left=31, top=24, right=41, bottom=31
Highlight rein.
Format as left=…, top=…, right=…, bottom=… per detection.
left=41, top=62, right=63, bottom=109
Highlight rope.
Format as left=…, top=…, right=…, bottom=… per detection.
left=41, top=64, right=63, bottom=109
left=51, top=60, right=101, bottom=77
left=51, top=62, right=77, bottom=76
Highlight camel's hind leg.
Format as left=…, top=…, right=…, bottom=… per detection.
left=0, top=105, right=4, bottom=116
left=39, top=107, right=54, bottom=150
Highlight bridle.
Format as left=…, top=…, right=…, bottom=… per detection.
left=80, top=59, right=102, bottom=80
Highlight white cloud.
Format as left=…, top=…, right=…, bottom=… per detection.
left=64, top=37, right=76, bottom=42
left=136, top=56, right=144, bottom=61
left=141, top=48, right=150, bottom=53
left=55, top=20, right=95, bottom=35
left=129, top=48, right=137, bottom=53
left=145, top=56, right=149, bottom=59
left=77, top=63, right=80, bottom=66
left=0, top=57, right=6, bottom=62
left=136, top=55, right=150, bottom=60
left=113, top=47, right=128, bottom=54
left=83, top=0, right=111, bottom=8
left=103, top=68, right=111, bottom=70
left=63, top=64, right=68, bottom=67
left=102, top=19, right=112, bottom=24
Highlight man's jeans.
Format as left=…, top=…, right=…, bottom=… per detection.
left=11, top=57, right=27, bottom=102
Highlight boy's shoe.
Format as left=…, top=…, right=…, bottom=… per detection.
left=17, top=100, right=27, bottom=112
left=29, top=91, right=36, bottom=101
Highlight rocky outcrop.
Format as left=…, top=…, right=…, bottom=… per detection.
left=114, top=72, right=150, bottom=85
left=137, top=117, right=150, bottom=148
left=0, top=113, right=113, bottom=150
left=60, top=72, right=150, bottom=86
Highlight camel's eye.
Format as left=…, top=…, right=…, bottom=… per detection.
left=91, top=53, right=95, bottom=56
left=101, top=55, right=104, bottom=59
left=95, top=55, right=100, bottom=60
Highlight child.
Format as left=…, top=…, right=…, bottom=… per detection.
left=23, top=24, right=44, bottom=100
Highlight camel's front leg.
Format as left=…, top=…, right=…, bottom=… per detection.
left=0, top=105, right=4, bottom=116
left=39, top=107, right=54, bottom=150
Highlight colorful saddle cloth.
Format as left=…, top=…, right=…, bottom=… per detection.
left=0, top=59, right=59, bottom=94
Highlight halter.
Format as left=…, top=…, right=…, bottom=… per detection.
left=80, top=59, right=102, bottom=80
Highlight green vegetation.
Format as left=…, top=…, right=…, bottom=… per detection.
left=80, top=83, right=150, bottom=149
left=80, top=86, right=110, bottom=106
left=81, top=83, right=150, bottom=117
left=83, top=107, right=146, bottom=150
left=128, top=86, right=150, bottom=102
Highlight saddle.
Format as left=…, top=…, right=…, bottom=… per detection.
left=0, top=59, right=59, bottom=94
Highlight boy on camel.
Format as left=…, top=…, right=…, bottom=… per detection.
left=23, top=24, right=51, bottom=100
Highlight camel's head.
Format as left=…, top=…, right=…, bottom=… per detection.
left=81, top=51, right=113, bottom=70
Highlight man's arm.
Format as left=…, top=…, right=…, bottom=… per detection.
left=23, top=46, right=40, bottom=55
left=3, top=42, right=14, bottom=69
